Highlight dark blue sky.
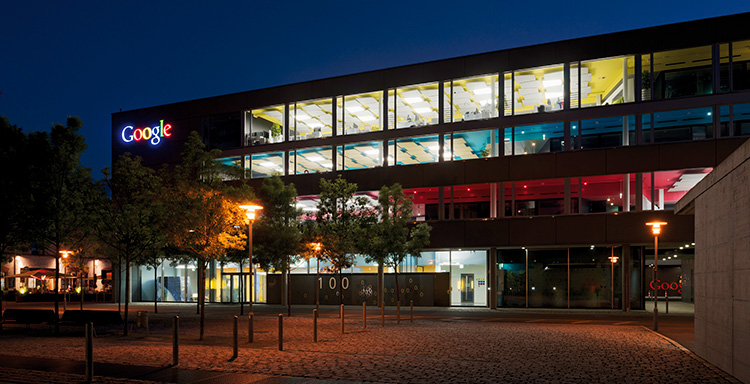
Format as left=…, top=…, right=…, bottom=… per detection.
left=2, top=1, right=746, bottom=174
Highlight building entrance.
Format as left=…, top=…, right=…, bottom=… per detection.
left=460, top=273, right=475, bottom=304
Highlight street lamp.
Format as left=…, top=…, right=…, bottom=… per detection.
left=240, top=204, right=263, bottom=314
left=310, top=242, right=322, bottom=313
left=59, top=250, right=72, bottom=313
left=646, top=221, right=667, bottom=331
left=608, top=248, right=619, bottom=310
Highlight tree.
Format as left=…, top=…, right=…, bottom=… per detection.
left=29, top=117, right=98, bottom=334
left=94, top=153, right=166, bottom=335
left=140, top=249, right=169, bottom=314
left=253, top=175, right=301, bottom=316
left=364, top=183, right=431, bottom=306
left=164, top=131, right=252, bottom=340
left=315, top=175, right=374, bottom=304
left=0, top=117, right=33, bottom=265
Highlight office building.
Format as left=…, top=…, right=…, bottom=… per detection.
left=112, top=13, right=750, bottom=310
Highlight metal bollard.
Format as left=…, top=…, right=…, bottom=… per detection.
left=232, top=316, right=238, bottom=359
left=340, top=304, right=345, bottom=334
left=665, top=291, right=669, bottom=314
left=85, top=322, right=93, bottom=382
left=410, top=300, right=413, bottom=323
left=172, top=316, right=179, bottom=366
left=248, top=313, right=254, bottom=343
left=397, top=301, right=401, bottom=324
left=313, top=309, right=318, bottom=343
left=278, top=314, right=283, bottom=351
left=381, top=303, right=385, bottom=327
left=362, top=302, right=366, bottom=329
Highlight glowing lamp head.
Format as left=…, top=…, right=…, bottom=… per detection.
left=311, top=242, right=322, bottom=252
left=239, top=204, right=263, bottom=221
left=646, top=221, right=667, bottom=236
left=60, top=250, right=73, bottom=258
left=608, top=256, right=619, bottom=263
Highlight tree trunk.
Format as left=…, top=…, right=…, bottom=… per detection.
left=377, top=263, right=384, bottom=307
left=117, top=263, right=122, bottom=312
left=53, top=243, right=60, bottom=335
left=80, top=275, right=84, bottom=310
left=394, top=265, right=400, bottom=305
left=338, top=270, right=343, bottom=306
left=287, top=260, right=292, bottom=317
left=124, top=257, right=130, bottom=336
left=153, top=265, right=158, bottom=314
left=199, top=261, right=206, bottom=341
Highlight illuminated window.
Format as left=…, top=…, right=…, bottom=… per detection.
left=249, top=152, right=284, bottom=179
left=444, top=74, right=499, bottom=122
left=291, top=99, right=333, bottom=141
left=571, top=56, right=635, bottom=108
left=338, top=141, right=384, bottom=170
left=395, top=135, right=439, bottom=165
left=290, top=147, right=333, bottom=174
left=337, top=91, right=383, bottom=135
left=246, top=105, right=285, bottom=146
left=513, top=64, right=564, bottom=115
left=394, top=83, right=439, bottom=128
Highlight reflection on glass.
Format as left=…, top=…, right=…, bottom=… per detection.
left=247, top=105, right=285, bottom=146
left=340, top=141, right=383, bottom=170
left=406, top=187, right=443, bottom=221
left=292, top=99, right=333, bottom=141
left=528, top=249, right=568, bottom=308
left=250, top=152, right=284, bottom=179
left=446, top=75, right=499, bottom=122
left=339, top=91, right=383, bottom=135
left=395, top=135, right=439, bottom=165
left=513, top=179, right=565, bottom=216
left=653, top=107, right=712, bottom=143
left=292, top=147, right=333, bottom=174
left=395, top=83, right=439, bottom=128
left=216, top=157, right=243, bottom=181
left=451, top=129, right=499, bottom=160
left=732, top=40, right=750, bottom=91
left=498, top=249, right=525, bottom=307
left=652, top=46, right=713, bottom=99
left=513, top=64, right=564, bottom=115
left=733, top=103, right=750, bottom=136
left=569, top=247, right=619, bottom=309
left=579, top=115, right=635, bottom=149
left=513, top=122, right=564, bottom=155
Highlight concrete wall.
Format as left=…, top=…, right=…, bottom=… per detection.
left=689, top=140, right=750, bottom=382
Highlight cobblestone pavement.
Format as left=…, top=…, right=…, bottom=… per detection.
left=0, top=307, right=739, bottom=383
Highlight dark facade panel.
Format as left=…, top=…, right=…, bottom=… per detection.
left=606, top=145, right=659, bottom=174
left=384, top=165, right=424, bottom=189
left=604, top=211, right=693, bottom=244
left=509, top=217, right=557, bottom=246
left=716, top=138, right=747, bottom=165
left=384, top=64, right=425, bottom=89
left=508, top=42, right=559, bottom=70
left=556, top=215, right=606, bottom=245
left=556, top=150, right=607, bottom=178
left=659, top=141, right=715, bottom=170
left=464, top=219, right=509, bottom=248
left=346, top=71, right=384, bottom=93
left=422, top=57, right=465, bottom=81
left=343, top=168, right=386, bottom=192
left=508, top=153, right=556, bottom=180
left=423, top=162, right=465, bottom=186
left=465, top=157, right=509, bottom=184
left=555, top=35, right=607, bottom=63
left=428, top=221, right=466, bottom=249
left=465, top=51, right=508, bottom=76
left=311, top=77, right=348, bottom=99
left=279, top=82, right=312, bottom=103
left=247, top=87, right=280, bottom=109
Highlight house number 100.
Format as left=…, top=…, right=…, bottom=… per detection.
left=319, top=277, right=349, bottom=290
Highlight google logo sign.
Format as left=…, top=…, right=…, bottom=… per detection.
left=122, top=120, right=172, bottom=146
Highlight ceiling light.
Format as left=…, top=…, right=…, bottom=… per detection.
left=262, top=162, right=276, bottom=167
left=414, top=107, right=432, bottom=114
left=307, top=156, right=324, bottom=162
left=473, top=88, right=491, bottom=95
left=542, top=79, right=562, bottom=87
left=347, top=106, right=364, bottom=113
left=365, top=149, right=379, bottom=155
left=321, top=162, right=332, bottom=168
left=546, top=91, right=563, bottom=99
left=404, top=97, right=423, bottom=104
left=296, top=113, right=311, bottom=120
left=358, top=115, right=377, bottom=121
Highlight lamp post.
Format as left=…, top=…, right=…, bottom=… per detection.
left=240, top=204, right=263, bottom=314
left=608, top=248, right=619, bottom=310
left=59, top=251, right=72, bottom=313
left=310, top=242, right=322, bottom=313
left=646, top=221, right=666, bottom=331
